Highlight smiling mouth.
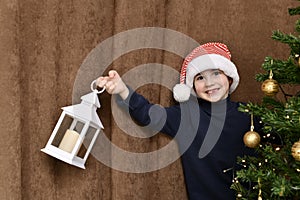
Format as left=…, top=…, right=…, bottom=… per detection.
left=206, top=88, right=219, bottom=94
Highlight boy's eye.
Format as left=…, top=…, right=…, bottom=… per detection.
left=196, top=75, right=204, bottom=80
left=213, top=71, right=221, bottom=76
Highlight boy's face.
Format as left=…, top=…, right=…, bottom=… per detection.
left=193, top=69, right=230, bottom=102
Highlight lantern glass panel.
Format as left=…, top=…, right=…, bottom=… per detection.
left=77, top=126, right=98, bottom=159
left=51, top=114, right=85, bottom=148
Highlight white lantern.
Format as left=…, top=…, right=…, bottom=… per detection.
left=41, top=81, right=105, bottom=169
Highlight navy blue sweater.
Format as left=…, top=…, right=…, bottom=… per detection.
left=117, top=89, right=260, bottom=200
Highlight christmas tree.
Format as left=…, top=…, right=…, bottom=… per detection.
left=231, top=3, right=300, bottom=200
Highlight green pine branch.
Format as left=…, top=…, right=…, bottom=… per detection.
left=234, top=145, right=300, bottom=199
left=288, top=5, right=300, bottom=33
left=289, top=6, right=300, bottom=16
left=255, top=56, right=300, bottom=84
left=239, top=97, right=300, bottom=141
left=272, top=30, right=300, bottom=56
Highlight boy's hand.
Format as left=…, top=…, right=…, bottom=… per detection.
left=96, top=70, right=129, bottom=100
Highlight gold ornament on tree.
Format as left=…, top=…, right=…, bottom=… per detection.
left=291, top=140, right=300, bottom=161
left=261, top=69, right=279, bottom=96
left=243, top=114, right=261, bottom=148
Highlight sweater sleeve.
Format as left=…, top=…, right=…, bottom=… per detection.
left=115, top=87, right=181, bottom=138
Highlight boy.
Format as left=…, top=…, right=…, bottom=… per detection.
left=97, top=42, right=259, bottom=199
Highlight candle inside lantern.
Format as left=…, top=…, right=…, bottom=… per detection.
left=58, top=129, right=81, bottom=153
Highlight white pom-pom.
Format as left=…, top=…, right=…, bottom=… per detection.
left=173, top=84, right=191, bottom=102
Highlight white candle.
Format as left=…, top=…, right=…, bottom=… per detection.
left=58, top=129, right=80, bottom=153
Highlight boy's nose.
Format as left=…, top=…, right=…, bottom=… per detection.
left=204, top=76, right=214, bottom=86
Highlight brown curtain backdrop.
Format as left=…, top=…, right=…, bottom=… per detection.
left=1, top=0, right=299, bottom=199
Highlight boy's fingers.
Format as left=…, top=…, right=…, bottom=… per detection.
left=96, top=77, right=107, bottom=88
left=108, top=70, right=118, bottom=78
left=105, top=80, right=115, bottom=89
left=107, top=83, right=115, bottom=91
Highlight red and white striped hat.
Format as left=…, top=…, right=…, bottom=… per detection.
left=173, top=42, right=239, bottom=102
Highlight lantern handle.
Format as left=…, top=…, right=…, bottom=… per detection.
left=91, top=80, right=105, bottom=94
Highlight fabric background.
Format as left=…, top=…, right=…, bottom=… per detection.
left=1, top=0, right=299, bottom=199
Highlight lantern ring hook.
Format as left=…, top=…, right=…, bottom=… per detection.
left=91, top=80, right=105, bottom=94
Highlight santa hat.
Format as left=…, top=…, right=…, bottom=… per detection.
left=173, top=42, right=239, bottom=102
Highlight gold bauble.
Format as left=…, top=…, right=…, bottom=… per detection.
left=243, top=131, right=261, bottom=148
left=291, top=141, right=300, bottom=161
left=261, top=79, right=279, bottom=96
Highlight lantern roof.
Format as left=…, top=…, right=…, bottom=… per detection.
left=62, top=92, right=104, bottom=129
